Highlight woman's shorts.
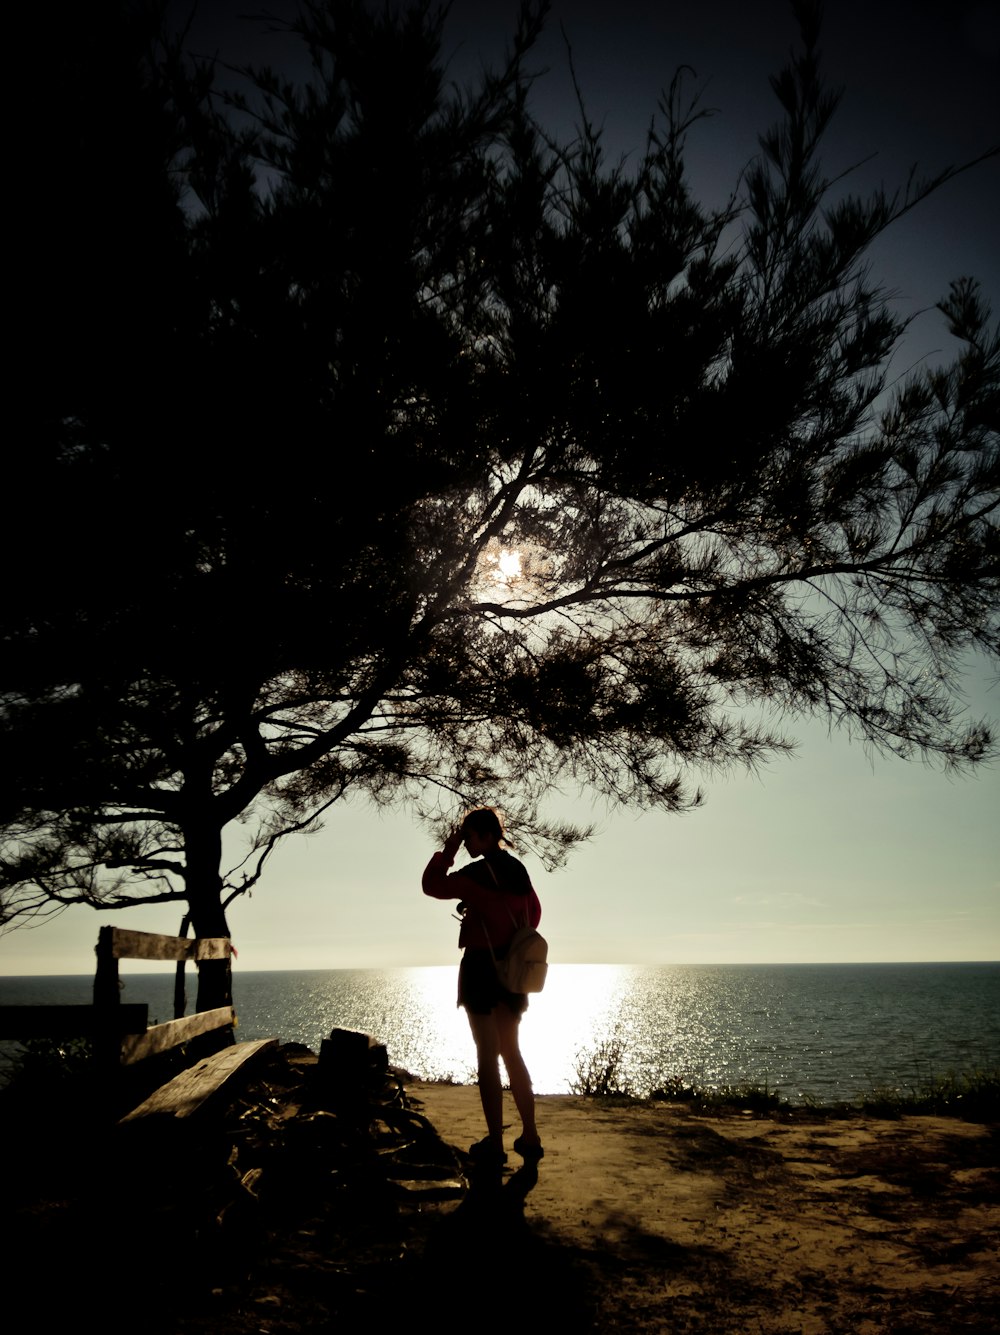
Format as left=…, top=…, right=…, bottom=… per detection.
left=458, top=948, right=528, bottom=1017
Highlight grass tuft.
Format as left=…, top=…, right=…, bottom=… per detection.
left=650, top=1075, right=788, bottom=1113
left=857, top=1066, right=1000, bottom=1120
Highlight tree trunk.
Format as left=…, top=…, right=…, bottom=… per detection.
left=183, top=821, right=234, bottom=1022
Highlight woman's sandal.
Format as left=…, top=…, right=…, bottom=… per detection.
left=513, top=1135, right=544, bottom=1160
left=468, top=1137, right=507, bottom=1165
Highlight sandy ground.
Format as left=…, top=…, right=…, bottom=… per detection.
left=407, top=1082, right=1000, bottom=1334
left=7, top=1049, right=998, bottom=1334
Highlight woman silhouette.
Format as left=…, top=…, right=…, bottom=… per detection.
left=422, top=807, right=543, bottom=1165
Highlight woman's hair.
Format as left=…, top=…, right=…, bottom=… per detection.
left=462, top=806, right=531, bottom=894
left=461, top=806, right=508, bottom=846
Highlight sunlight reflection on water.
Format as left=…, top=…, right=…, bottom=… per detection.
left=236, top=963, right=637, bottom=1091
left=226, top=960, right=1000, bottom=1101
left=3, top=962, right=997, bottom=1102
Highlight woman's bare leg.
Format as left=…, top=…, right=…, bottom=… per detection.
left=495, top=1004, right=539, bottom=1144
left=466, top=1009, right=504, bottom=1145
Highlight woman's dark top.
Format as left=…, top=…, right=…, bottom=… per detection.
left=422, top=847, right=541, bottom=949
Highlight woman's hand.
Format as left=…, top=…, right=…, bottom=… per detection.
left=443, top=828, right=464, bottom=860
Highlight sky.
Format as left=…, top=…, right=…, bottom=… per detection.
left=3, top=0, right=998, bottom=975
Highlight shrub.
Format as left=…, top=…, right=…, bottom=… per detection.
left=570, top=1031, right=635, bottom=1097
left=649, top=1074, right=697, bottom=1102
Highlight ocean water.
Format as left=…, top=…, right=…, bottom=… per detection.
left=2, top=961, right=997, bottom=1104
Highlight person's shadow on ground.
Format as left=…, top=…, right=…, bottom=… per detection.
left=407, top=1159, right=598, bottom=1334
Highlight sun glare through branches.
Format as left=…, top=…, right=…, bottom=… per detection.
left=473, top=539, right=526, bottom=596
left=495, top=548, right=522, bottom=581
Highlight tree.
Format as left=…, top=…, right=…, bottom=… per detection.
left=4, top=0, right=998, bottom=1010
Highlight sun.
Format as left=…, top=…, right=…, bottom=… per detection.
left=472, top=538, right=537, bottom=602
left=495, top=548, right=522, bottom=581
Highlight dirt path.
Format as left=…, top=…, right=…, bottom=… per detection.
left=409, top=1083, right=1000, bottom=1333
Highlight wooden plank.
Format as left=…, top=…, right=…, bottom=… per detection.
left=0, top=1004, right=148, bottom=1039
left=109, top=927, right=232, bottom=963
left=119, top=1038, right=278, bottom=1123
left=118, top=1007, right=235, bottom=1066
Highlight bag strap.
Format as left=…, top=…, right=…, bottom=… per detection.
left=483, top=859, right=529, bottom=930
left=478, top=859, right=530, bottom=972
left=479, top=861, right=501, bottom=968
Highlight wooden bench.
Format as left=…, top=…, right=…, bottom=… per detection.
left=2, top=924, right=277, bottom=1124
left=119, top=1036, right=277, bottom=1123
left=97, top=926, right=278, bottom=1125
